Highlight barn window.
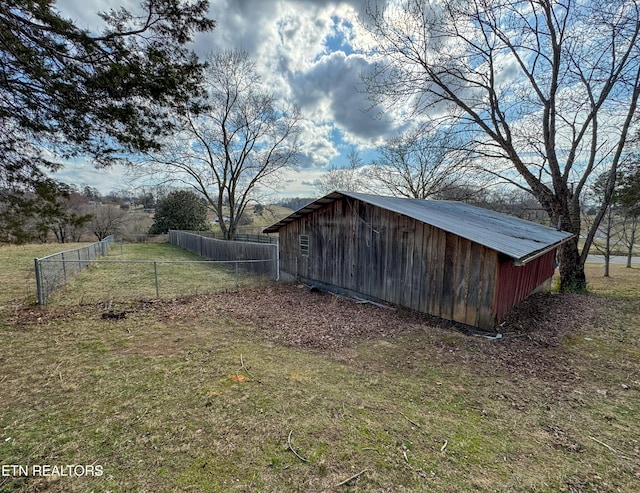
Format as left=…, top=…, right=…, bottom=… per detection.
left=299, top=235, right=310, bottom=257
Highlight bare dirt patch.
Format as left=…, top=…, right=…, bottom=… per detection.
left=13, top=283, right=616, bottom=385
left=476, top=292, right=618, bottom=383
left=145, top=283, right=615, bottom=384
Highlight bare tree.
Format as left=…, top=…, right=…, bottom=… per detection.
left=90, top=205, right=127, bottom=241
left=617, top=164, right=640, bottom=267
left=621, top=212, right=639, bottom=268
left=483, top=187, right=549, bottom=223
left=314, top=150, right=366, bottom=195
left=364, top=0, right=640, bottom=291
left=144, top=50, right=302, bottom=239
left=587, top=171, right=625, bottom=277
left=50, top=188, right=93, bottom=243
left=365, top=125, right=475, bottom=200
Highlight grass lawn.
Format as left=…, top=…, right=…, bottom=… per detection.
left=0, top=243, right=94, bottom=308
left=0, top=246, right=638, bottom=492
left=45, top=243, right=269, bottom=306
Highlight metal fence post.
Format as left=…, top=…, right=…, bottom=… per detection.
left=61, top=252, right=67, bottom=282
left=34, top=258, right=44, bottom=305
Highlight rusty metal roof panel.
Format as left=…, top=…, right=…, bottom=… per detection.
left=264, top=191, right=573, bottom=262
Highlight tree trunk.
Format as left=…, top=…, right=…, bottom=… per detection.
left=627, top=223, right=636, bottom=269
left=557, top=238, right=587, bottom=292
left=603, top=208, right=612, bottom=277
left=550, top=190, right=588, bottom=292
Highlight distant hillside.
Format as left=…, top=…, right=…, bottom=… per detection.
left=275, top=197, right=315, bottom=211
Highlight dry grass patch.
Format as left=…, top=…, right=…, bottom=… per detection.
left=1, top=244, right=639, bottom=492
left=47, top=243, right=269, bottom=306
left=584, top=263, right=640, bottom=298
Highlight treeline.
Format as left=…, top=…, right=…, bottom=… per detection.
left=0, top=183, right=159, bottom=244
left=274, top=188, right=549, bottom=224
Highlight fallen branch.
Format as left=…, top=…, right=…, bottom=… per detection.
left=354, top=297, right=396, bottom=311
left=287, top=430, right=309, bottom=463
left=335, top=469, right=368, bottom=487
left=587, top=436, right=635, bottom=461
left=239, top=354, right=254, bottom=379
left=399, top=412, right=421, bottom=428
left=589, top=435, right=615, bottom=452
left=440, top=440, right=448, bottom=453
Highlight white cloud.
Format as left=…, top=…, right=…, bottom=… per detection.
left=51, top=0, right=409, bottom=195
left=297, top=120, right=341, bottom=168
left=52, top=160, right=132, bottom=195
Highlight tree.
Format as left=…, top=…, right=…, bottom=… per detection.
left=588, top=172, right=624, bottom=277
left=617, top=165, right=640, bottom=267
left=364, top=0, right=640, bottom=291
left=144, top=50, right=302, bottom=240
left=90, top=205, right=127, bottom=240
left=277, top=197, right=315, bottom=211
left=314, top=150, right=365, bottom=195
left=47, top=184, right=93, bottom=243
left=365, top=126, right=475, bottom=200
left=149, top=190, right=209, bottom=234
left=1, top=0, right=215, bottom=240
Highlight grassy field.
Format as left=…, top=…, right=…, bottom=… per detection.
left=0, top=243, right=94, bottom=307
left=43, top=243, right=269, bottom=306
left=208, top=204, right=294, bottom=235
left=0, top=245, right=638, bottom=492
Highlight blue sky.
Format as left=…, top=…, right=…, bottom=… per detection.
left=54, top=0, right=403, bottom=198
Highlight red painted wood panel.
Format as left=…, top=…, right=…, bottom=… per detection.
left=493, top=250, right=556, bottom=322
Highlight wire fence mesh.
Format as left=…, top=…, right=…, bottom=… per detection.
left=46, top=257, right=278, bottom=306
left=35, top=236, right=288, bottom=306
left=34, top=236, right=115, bottom=305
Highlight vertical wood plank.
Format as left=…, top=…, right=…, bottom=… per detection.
left=429, top=227, right=446, bottom=317
left=465, top=242, right=484, bottom=327
left=477, top=249, right=498, bottom=329
left=410, top=221, right=426, bottom=311
left=418, top=224, right=432, bottom=314
left=440, top=233, right=458, bottom=321
left=451, top=238, right=471, bottom=324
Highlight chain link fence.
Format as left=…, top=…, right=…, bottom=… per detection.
left=34, top=236, right=115, bottom=305
left=33, top=233, right=288, bottom=305
left=47, top=257, right=279, bottom=305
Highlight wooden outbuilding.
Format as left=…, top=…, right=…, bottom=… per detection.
left=264, top=192, right=573, bottom=330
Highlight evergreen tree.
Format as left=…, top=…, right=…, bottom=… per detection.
left=1, top=0, right=215, bottom=241
left=149, top=190, right=209, bottom=234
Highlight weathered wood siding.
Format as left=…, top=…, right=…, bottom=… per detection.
left=278, top=196, right=500, bottom=329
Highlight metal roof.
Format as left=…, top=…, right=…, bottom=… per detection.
left=264, top=191, right=574, bottom=263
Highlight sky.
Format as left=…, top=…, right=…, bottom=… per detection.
left=53, top=0, right=403, bottom=199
